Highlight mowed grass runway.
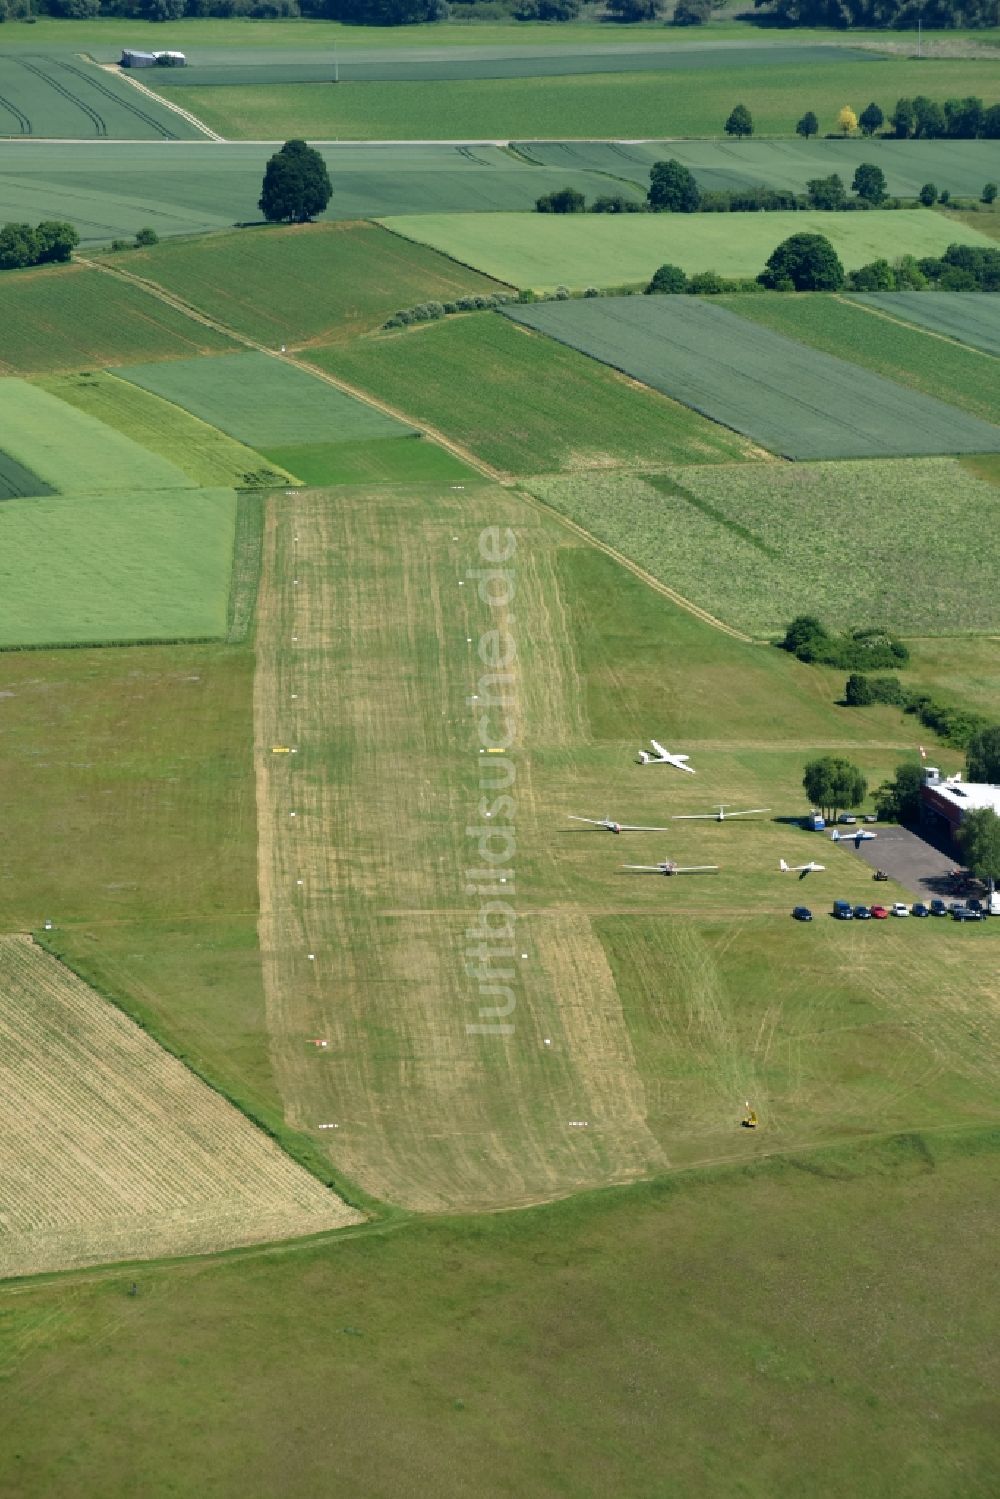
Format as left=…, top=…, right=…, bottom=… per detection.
left=254, top=483, right=998, bottom=1213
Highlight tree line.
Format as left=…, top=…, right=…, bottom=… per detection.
left=754, top=0, right=998, bottom=34
left=0, top=219, right=77, bottom=271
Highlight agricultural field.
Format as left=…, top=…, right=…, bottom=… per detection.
left=0, top=487, right=236, bottom=647
left=384, top=211, right=995, bottom=291
left=109, top=221, right=507, bottom=346
left=525, top=460, right=1000, bottom=637
left=115, top=349, right=411, bottom=448
left=0, top=52, right=204, bottom=140
left=315, top=313, right=758, bottom=476
left=0, top=935, right=360, bottom=1278
left=505, top=297, right=1000, bottom=459
left=0, top=263, right=237, bottom=375
left=720, top=293, right=1000, bottom=426
left=850, top=290, right=1000, bottom=358
left=0, top=450, right=53, bottom=501
left=517, top=138, right=1000, bottom=204
left=37, top=372, right=298, bottom=489
left=156, top=57, right=995, bottom=142
left=0, top=378, right=193, bottom=492
left=259, top=435, right=476, bottom=486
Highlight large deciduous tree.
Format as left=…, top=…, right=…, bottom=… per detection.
left=852, top=162, right=888, bottom=205
left=873, top=762, right=924, bottom=824
left=647, top=159, right=701, bottom=213
left=966, top=724, right=1000, bottom=783
left=259, top=140, right=332, bottom=225
left=957, top=807, right=1000, bottom=887
left=806, top=173, right=846, bottom=210
left=759, top=233, right=845, bottom=291
left=725, top=104, right=753, bottom=139
left=858, top=101, right=884, bottom=136
left=796, top=110, right=819, bottom=140
left=803, top=756, right=868, bottom=823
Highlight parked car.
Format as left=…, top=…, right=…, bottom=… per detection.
left=930, top=899, right=948, bottom=917
left=792, top=906, right=813, bottom=922
left=911, top=903, right=930, bottom=918
left=862, top=814, right=877, bottom=824
left=873, top=869, right=889, bottom=882
left=871, top=904, right=889, bottom=919
left=892, top=902, right=910, bottom=917
left=832, top=900, right=854, bottom=920
left=839, top=814, right=857, bottom=825
left=953, top=906, right=983, bottom=922
left=853, top=905, right=872, bottom=920
left=968, top=897, right=983, bottom=914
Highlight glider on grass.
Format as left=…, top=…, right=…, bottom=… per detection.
left=673, top=804, right=770, bottom=822
left=568, top=816, right=671, bottom=835
left=637, top=740, right=696, bottom=773
left=623, top=860, right=719, bottom=877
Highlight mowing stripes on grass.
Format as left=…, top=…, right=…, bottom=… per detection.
left=0, top=451, right=54, bottom=501
left=526, top=460, right=1000, bottom=637
left=0, top=935, right=360, bottom=1279
left=37, top=372, right=299, bottom=490
left=848, top=292, right=1000, bottom=361
left=0, top=488, right=236, bottom=648
left=504, top=298, right=1000, bottom=460
left=0, top=378, right=193, bottom=492
left=313, top=314, right=757, bottom=476
left=719, top=293, right=1000, bottom=427
left=115, top=350, right=412, bottom=448
left=383, top=212, right=995, bottom=292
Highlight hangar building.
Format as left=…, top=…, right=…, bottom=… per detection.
left=920, top=767, right=1000, bottom=846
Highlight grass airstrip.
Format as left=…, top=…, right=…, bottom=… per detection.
left=2, top=23, right=1000, bottom=1492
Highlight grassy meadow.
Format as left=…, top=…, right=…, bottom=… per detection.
left=528, top=461, right=1000, bottom=638
left=506, top=298, right=1000, bottom=459
left=382, top=211, right=994, bottom=291
left=109, top=221, right=506, bottom=347
left=159, top=57, right=1000, bottom=141
left=2, top=1134, right=999, bottom=1497
left=0, top=489, right=236, bottom=647
left=314, top=314, right=759, bottom=475
left=723, top=293, right=1000, bottom=425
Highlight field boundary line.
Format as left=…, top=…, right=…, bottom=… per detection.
left=512, top=483, right=756, bottom=642
left=74, top=254, right=506, bottom=482
left=836, top=293, right=1000, bottom=360
left=100, top=63, right=224, bottom=141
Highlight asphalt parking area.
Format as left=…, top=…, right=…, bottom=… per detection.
left=843, top=826, right=963, bottom=900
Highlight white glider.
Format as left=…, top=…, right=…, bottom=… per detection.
left=568, top=816, right=671, bottom=835
left=637, top=740, right=696, bottom=773
left=673, top=804, right=770, bottom=822
left=831, top=828, right=878, bottom=845
left=623, top=860, right=719, bottom=876
left=779, top=858, right=825, bottom=876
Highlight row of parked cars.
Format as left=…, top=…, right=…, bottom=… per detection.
left=794, top=899, right=991, bottom=922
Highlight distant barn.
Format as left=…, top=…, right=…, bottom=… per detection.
left=120, top=50, right=186, bottom=69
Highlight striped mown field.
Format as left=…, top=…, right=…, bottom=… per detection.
left=0, top=936, right=361, bottom=1279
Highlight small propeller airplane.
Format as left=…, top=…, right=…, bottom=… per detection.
left=636, top=740, right=696, bottom=773
left=623, top=859, right=719, bottom=876
left=673, top=804, right=771, bottom=822
left=831, top=828, right=878, bottom=846
left=568, top=816, right=671, bottom=835
left=779, top=858, right=825, bottom=878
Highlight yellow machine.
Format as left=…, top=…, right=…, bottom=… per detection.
left=742, top=1101, right=758, bottom=1129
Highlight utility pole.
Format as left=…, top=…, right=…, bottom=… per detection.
left=917, top=19, right=922, bottom=58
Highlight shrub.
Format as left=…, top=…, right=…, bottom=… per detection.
left=134, top=226, right=159, bottom=247
left=686, top=269, right=726, bottom=295
left=590, top=194, right=644, bottom=214
left=984, top=182, right=998, bottom=204
left=919, top=182, right=938, bottom=206
left=645, top=262, right=687, bottom=294
left=535, top=188, right=586, bottom=214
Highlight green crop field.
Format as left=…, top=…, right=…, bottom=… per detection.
left=0, top=52, right=204, bottom=140
left=0, top=264, right=237, bottom=374
left=850, top=290, right=1000, bottom=358
left=0, top=140, right=645, bottom=242
left=110, top=221, right=506, bottom=346
left=157, top=58, right=997, bottom=142
left=721, top=293, right=1000, bottom=426
left=526, top=459, right=1000, bottom=637
left=315, top=314, right=758, bottom=475
left=519, top=138, right=1000, bottom=204
left=0, top=450, right=54, bottom=501
left=259, top=435, right=476, bottom=486
left=37, top=372, right=298, bottom=489
left=0, top=378, right=194, bottom=492
left=383, top=210, right=995, bottom=291
left=115, top=349, right=411, bottom=447
left=0, top=487, right=235, bottom=647
left=505, top=297, right=1000, bottom=459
